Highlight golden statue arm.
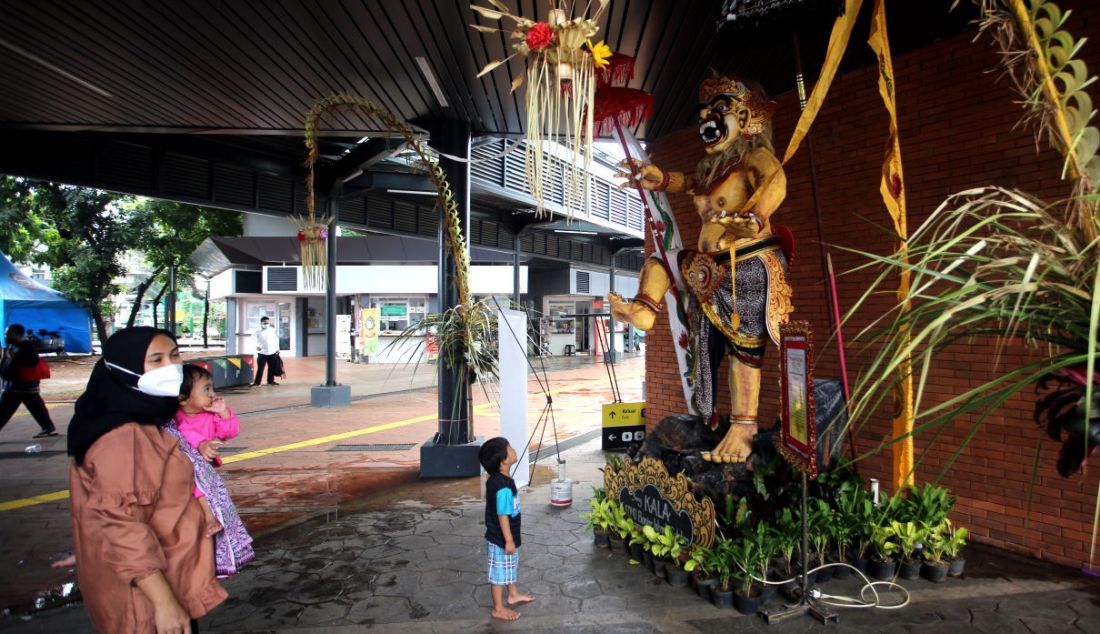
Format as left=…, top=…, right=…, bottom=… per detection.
left=608, top=258, right=670, bottom=332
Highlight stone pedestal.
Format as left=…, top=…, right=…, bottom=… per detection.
left=310, top=384, right=351, bottom=407
left=419, top=436, right=484, bottom=479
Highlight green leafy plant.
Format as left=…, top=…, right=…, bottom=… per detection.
left=890, top=520, right=924, bottom=563
left=711, top=536, right=736, bottom=593
left=582, top=498, right=612, bottom=534
left=943, top=520, right=970, bottom=559
left=747, top=521, right=778, bottom=583
left=610, top=501, right=634, bottom=541
left=643, top=524, right=688, bottom=569
left=901, top=483, right=956, bottom=528
left=837, top=487, right=875, bottom=560
left=870, top=524, right=899, bottom=562
left=684, top=544, right=717, bottom=576
left=772, top=508, right=801, bottom=575
left=921, top=521, right=949, bottom=564
left=807, top=499, right=833, bottom=568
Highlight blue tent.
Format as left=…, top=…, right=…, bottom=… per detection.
left=0, top=252, right=93, bottom=354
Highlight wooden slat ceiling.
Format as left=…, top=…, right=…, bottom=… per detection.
left=0, top=1, right=973, bottom=142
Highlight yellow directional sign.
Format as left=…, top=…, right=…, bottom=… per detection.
left=602, top=402, right=645, bottom=427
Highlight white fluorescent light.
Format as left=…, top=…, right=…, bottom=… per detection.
left=387, top=189, right=437, bottom=196
left=415, top=56, right=449, bottom=108
left=553, top=229, right=598, bottom=236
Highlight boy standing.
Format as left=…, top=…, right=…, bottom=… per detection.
left=479, top=437, right=534, bottom=621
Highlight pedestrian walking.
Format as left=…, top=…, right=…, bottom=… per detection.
left=0, top=323, right=58, bottom=438
left=251, top=316, right=280, bottom=386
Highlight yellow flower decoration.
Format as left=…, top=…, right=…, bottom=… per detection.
left=589, top=39, right=612, bottom=70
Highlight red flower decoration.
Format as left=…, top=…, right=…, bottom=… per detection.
left=296, top=231, right=305, bottom=242
left=525, top=22, right=554, bottom=51
left=678, top=332, right=689, bottom=349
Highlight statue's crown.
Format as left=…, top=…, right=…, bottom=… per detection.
left=698, top=76, right=749, bottom=103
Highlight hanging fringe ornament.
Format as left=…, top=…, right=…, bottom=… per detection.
left=471, top=1, right=612, bottom=218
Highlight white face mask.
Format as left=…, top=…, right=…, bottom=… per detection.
left=107, top=361, right=184, bottom=398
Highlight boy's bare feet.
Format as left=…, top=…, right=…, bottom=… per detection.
left=507, top=593, right=534, bottom=606
left=491, top=606, right=521, bottom=621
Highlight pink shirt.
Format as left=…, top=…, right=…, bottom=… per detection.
left=174, top=408, right=240, bottom=497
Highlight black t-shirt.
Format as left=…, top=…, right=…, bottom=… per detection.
left=484, top=472, right=522, bottom=548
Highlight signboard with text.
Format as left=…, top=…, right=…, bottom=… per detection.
left=601, top=402, right=646, bottom=450
left=604, top=457, right=715, bottom=549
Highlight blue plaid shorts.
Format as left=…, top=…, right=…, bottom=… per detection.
left=487, top=541, right=518, bottom=586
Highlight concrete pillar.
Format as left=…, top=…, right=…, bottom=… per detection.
left=310, top=198, right=351, bottom=407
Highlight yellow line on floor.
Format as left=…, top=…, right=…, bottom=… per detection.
left=0, top=371, right=641, bottom=512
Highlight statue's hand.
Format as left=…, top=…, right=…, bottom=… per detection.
left=615, top=159, right=666, bottom=192
left=608, top=291, right=629, bottom=320
left=727, top=214, right=760, bottom=239
left=608, top=292, right=656, bottom=331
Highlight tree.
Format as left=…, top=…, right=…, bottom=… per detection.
left=124, top=199, right=242, bottom=331
left=0, top=177, right=46, bottom=262
left=8, top=181, right=135, bottom=344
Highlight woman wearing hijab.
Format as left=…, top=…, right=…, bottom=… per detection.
left=68, top=327, right=226, bottom=634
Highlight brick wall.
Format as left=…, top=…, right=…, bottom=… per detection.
left=642, top=1, right=1100, bottom=569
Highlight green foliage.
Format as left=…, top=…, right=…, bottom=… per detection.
left=921, top=521, right=949, bottom=564
left=772, top=508, right=801, bottom=575
left=0, top=177, right=45, bottom=263
left=710, top=536, right=735, bottom=592
left=943, top=520, right=970, bottom=559
left=643, top=524, right=687, bottom=568
left=889, top=520, right=924, bottom=562
left=836, top=486, right=875, bottom=560
left=803, top=499, right=833, bottom=567
left=900, top=483, right=956, bottom=527
left=871, top=523, right=899, bottom=561
left=684, top=544, right=719, bottom=575
left=582, top=498, right=612, bottom=533
left=609, top=501, right=635, bottom=540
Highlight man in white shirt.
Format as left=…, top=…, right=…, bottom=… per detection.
left=252, top=316, right=280, bottom=386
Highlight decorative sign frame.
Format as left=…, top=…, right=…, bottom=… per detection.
left=778, top=321, right=818, bottom=478
left=604, top=457, right=715, bottom=548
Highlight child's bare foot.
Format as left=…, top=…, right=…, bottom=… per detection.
left=50, top=554, right=76, bottom=569
left=491, top=606, right=521, bottom=621
left=507, top=593, right=534, bottom=606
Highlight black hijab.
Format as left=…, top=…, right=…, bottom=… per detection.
left=68, top=327, right=181, bottom=464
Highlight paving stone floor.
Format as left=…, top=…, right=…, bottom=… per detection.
left=3, top=435, right=1099, bottom=632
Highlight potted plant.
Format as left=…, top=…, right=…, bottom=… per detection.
left=728, top=534, right=766, bottom=615
left=828, top=507, right=855, bottom=580
left=837, top=486, right=874, bottom=573
left=869, top=524, right=899, bottom=580
left=709, top=536, right=736, bottom=609
left=608, top=501, right=632, bottom=555
left=628, top=525, right=647, bottom=562
left=807, top=499, right=833, bottom=582
left=748, top=521, right=780, bottom=603
left=920, top=521, right=951, bottom=582
left=581, top=496, right=612, bottom=549
left=891, top=520, right=924, bottom=580
left=645, top=524, right=689, bottom=586
left=684, top=544, right=720, bottom=601
left=901, top=483, right=955, bottom=530
left=943, top=520, right=969, bottom=577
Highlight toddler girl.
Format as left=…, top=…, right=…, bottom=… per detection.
left=171, top=363, right=255, bottom=577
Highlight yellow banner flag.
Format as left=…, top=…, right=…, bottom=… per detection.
left=782, top=0, right=865, bottom=165
left=869, top=0, right=914, bottom=491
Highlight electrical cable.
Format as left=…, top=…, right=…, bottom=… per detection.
left=743, top=562, right=912, bottom=611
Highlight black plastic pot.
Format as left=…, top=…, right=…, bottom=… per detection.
left=734, top=587, right=765, bottom=615
left=655, top=557, right=672, bottom=579
left=947, top=557, right=966, bottom=577
left=831, top=558, right=852, bottom=580
left=608, top=536, right=625, bottom=555
left=711, top=587, right=735, bottom=609
left=899, top=558, right=922, bottom=580
left=760, top=580, right=778, bottom=602
left=869, top=557, right=897, bottom=580
left=629, top=542, right=644, bottom=561
left=921, top=560, right=950, bottom=583
left=594, top=530, right=610, bottom=549
left=694, top=573, right=718, bottom=601
left=815, top=562, right=834, bottom=583
left=643, top=550, right=654, bottom=572
left=665, top=565, right=690, bottom=587
left=851, top=556, right=870, bottom=574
